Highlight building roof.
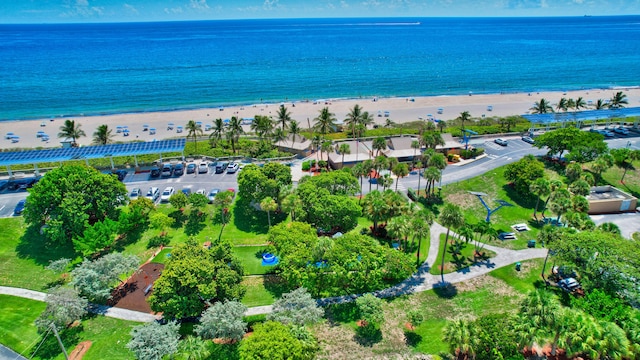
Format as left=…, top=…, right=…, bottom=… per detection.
left=436, top=133, right=465, bottom=150
left=274, top=134, right=311, bottom=151
left=523, top=107, right=640, bottom=124
left=0, top=139, right=186, bottom=167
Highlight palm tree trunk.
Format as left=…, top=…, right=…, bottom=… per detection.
left=621, top=167, right=629, bottom=183
left=440, top=229, right=450, bottom=283
left=359, top=175, right=364, bottom=203
left=267, top=211, right=271, bottom=228
left=395, top=177, right=399, bottom=191
left=416, top=236, right=422, bottom=267
left=533, top=197, right=540, bottom=220
left=541, top=249, right=550, bottom=282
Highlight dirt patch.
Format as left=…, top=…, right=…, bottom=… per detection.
left=108, top=262, right=164, bottom=313
left=69, top=341, right=92, bottom=360
left=445, top=192, right=477, bottom=210
left=455, top=275, right=520, bottom=298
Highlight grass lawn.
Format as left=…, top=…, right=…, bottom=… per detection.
left=599, top=159, right=640, bottom=198
left=232, top=246, right=272, bottom=275
left=429, top=234, right=496, bottom=275
left=0, top=294, right=140, bottom=360
left=150, top=247, right=172, bottom=264
left=0, top=218, right=71, bottom=291
left=240, top=275, right=287, bottom=307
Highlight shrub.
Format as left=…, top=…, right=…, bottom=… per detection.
left=302, top=161, right=311, bottom=171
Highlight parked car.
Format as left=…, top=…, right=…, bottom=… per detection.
left=173, top=163, right=184, bottom=176
left=114, top=169, right=127, bottom=181
left=196, top=188, right=207, bottom=196
left=5, top=132, right=15, bottom=139
left=215, top=161, right=229, bottom=174
left=186, top=163, right=196, bottom=174
left=150, top=166, right=161, bottom=178
left=558, top=278, right=581, bottom=292
left=614, top=126, right=629, bottom=135
left=181, top=188, right=192, bottom=195
left=521, top=136, right=535, bottom=144
left=13, top=199, right=26, bottom=215
left=227, top=162, right=240, bottom=174
left=36, top=131, right=46, bottom=138
left=161, top=164, right=173, bottom=177
left=494, top=138, right=508, bottom=146
left=198, top=162, right=208, bottom=174
left=129, top=188, right=142, bottom=200
left=208, top=188, right=220, bottom=203
left=602, top=130, right=615, bottom=138
left=160, top=187, right=175, bottom=202
left=146, top=187, right=160, bottom=202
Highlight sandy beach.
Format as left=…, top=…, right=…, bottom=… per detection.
left=2, top=88, right=640, bottom=151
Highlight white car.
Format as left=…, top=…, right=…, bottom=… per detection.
left=227, top=162, right=240, bottom=174
left=614, top=126, right=629, bottom=135
left=129, top=188, right=141, bottom=200
left=198, top=162, right=208, bottom=174
left=494, top=138, right=508, bottom=146
left=145, top=187, right=160, bottom=202
left=196, top=188, right=207, bottom=196
left=208, top=188, right=220, bottom=203
left=160, top=187, right=175, bottom=202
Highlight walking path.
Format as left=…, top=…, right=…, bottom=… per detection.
left=0, top=222, right=547, bottom=320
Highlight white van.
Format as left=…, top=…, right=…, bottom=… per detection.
left=146, top=187, right=160, bottom=202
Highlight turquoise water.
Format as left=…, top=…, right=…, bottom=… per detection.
left=1, top=16, right=639, bottom=120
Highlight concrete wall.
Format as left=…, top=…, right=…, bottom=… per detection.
left=588, top=198, right=637, bottom=214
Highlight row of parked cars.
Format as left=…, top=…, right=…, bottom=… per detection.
left=590, top=126, right=631, bottom=137
left=130, top=186, right=233, bottom=204
left=149, top=161, right=242, bottom=178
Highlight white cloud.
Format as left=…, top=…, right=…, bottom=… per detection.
left=263, top=0, right=279, bottom=10
left=164, top=6, right=184, bottom=14
left=341, top=0, right=350, bottom=8
left=60, top=0, right=104, bottom=18
left=123, top=3, right=139, bottom=15
left=190, top=0, right=210, bottom=10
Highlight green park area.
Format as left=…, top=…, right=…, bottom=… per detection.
left=1, top=121, right=640, bottom=359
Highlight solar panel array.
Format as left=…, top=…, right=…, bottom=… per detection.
left=0, top=139, right=186, bottom=167
left=523, top=107, right=640, bottom=124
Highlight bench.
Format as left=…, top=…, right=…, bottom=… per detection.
left=144, top=284, right=153, bottom=295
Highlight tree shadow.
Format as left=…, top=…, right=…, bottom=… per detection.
left=184, top=211, right=206, bottom=236
left=16, top=224, right=77, bottom=266
left=232, top=199, right=287, bottom=234
left=432, top=282, right=458, bottom=299
left=325, top=302, right=359, bottom=325
left=354, top=324, right=383, bottom=346
left=31, top=324, right=82, bottom=360
left=208, top=342, right=240, bottom=360
left=262, top=274, right=289, bottom=300
left=112, top=225, right=147, bottom=252
left=502, top=183, right=536, bottom=210
left=404, top=330, right=422, bottom=347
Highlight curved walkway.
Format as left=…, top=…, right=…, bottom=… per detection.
left=0, top=223, right=547, bottom=320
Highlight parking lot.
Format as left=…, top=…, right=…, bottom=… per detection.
left=0, top=161, right=242, bottom=218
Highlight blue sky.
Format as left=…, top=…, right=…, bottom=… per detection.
left=1, top=0, right=639, bottom=23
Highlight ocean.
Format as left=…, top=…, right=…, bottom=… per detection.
left=1, top=16, right=639, bottom=121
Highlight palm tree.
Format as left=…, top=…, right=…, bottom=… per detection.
left=592, top=153, right=614, bottom=182
left=556, top=97, right=569, bottom=112
left=541, top=179, right=564, bottom=218
left=362, top=160, right=374, bottom=193
left=352, top=162, right=365, bottom=200
left=516, top=289, right=561, bottom=349
left=337, top=143, right=351, bottom=169
left=392, top=162, right=409, bottom=191
left=311, top=135, right=322, bottom=165
left=415, top=160, right=423, bottom=197
left=412, top=209, right=433, bottom=266
left=275, top=104, right=292, bottom=131
left=58, top=119, right=86, bottom=146
left=360, top=111, right=374, bottom=130
left=320, top=140, right=332, bottom=166
left=530, top=177, right=551, bottom=221
left=372, top=137, right=387, bottom=157
left=272, top=128, right=287, bottom=147
left=530, top=98, right=554, bottom=114
left=92, top=124, right=114, bottom=145
left=251, top=115, right=274, bottom=143
left=611, top=148, right=640, bottom=183
left=410, top=140, right=421, bottom=168
left=281, top=193, right=303, bottom=222
left=438, top=203, right=464, bottom=283
left=373, top=156, right=388, bottom=190
left=456, top=111, right=471, bottom=131
left=362, top=190, right=387, bottom=232
left=186, top=120, right=203, bottom=153
left=380, top=173, right=394, bottom=190
left=422, top=131, right=445, bottom=149
left=437, top=120, right=447, bottom=133
left=609, top=91, right=628, bottom=109
left=227, top=116, right=244, bottom=154
left=574, top=96, right=587, bottom=111
left=387, top=215, right=411, bottom=252
left=345, top=104, right=363, bottom=139
left=313, top=107, right=337, bottom=137
left=260, top=196, right=277, bottom=229
left=443, top=319, right=478, bottom=360
left=289, top=120, right=301, bottom=146
left=549, top=190, right=572, bottom=225
left=593, top=98, right=608, bottom=110
left=209, top=118, right=225, bottom=146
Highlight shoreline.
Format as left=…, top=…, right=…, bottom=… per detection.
left=2, top=87, right=639, bottom=151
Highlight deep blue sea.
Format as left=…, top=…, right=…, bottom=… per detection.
left=1, top=16, right=639, bottom=121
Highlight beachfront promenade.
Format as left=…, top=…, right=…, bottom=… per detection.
left=0, top=222, right=547, bottom=320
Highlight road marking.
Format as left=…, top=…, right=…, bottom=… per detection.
left=487, top=154, right=499, bottom=159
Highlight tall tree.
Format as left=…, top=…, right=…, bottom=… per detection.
left=372, top=137, right=387, bottom=157
left=275, top=104, right=292, bottom=131
left=438, top=203, right=464, bottom=283
left=609, top=91, right=628, bottom=109
left=186, top=120, right=203, bottom=153
left=35, top=287, right=88, bottom=331
left=338, top=143, right=351, bottom=168
left=267, top=287, right=324, bottom=326
left=437, top=120, right=447, bottom=133
left=530, top=177, right=551, bottom=220
left=57, top=119, right=86, bottom=146
left=392, top=162, right=409, bottom=191
left=412, top=209, right=433, bottom=266
left=195, top=300, right=247, bottom=342
left=574, top=96, right=587, bottom=111
left=530, top=98, right=554, bottom=114
left=411, top=140, right=421, bottom=168
left=209, top=117, right=225, bottom=146
left=227, top=116, right=244, bottom=154
left=313, top=107, right=337, bottom=137
left=92, top=124, right=114, bottom=145
left=127, top=321, right=180, bottom=360
left=593, top=98, right=608, bottom=110
left=289, top=120, right=301, bottom=145
left=556, top=97, right=569, bottom=112
left=610, top=148, right=640, bottom=183
left=260, top=196, right=278, bottom=229
left=70, top=253, right=139, bottom=302
left=443, top=319, right=478, bottom=360
left=456, top=111, right=471, bottom=131
left=351, top=162, right=366, bottom=200
left=345, top=104, right=363, bottom=139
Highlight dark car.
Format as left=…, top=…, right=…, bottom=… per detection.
left=8, top=178, right=39, bottom=191
left=173, top=163, right=184, bottom=176
left=13, top=199, right=26, bottom=215
left=114, top=169, right=127, bottom=181
left=150, top=166, right=161, bottom=178
left=186, top=163, right=196, bottom=174
left=181, top=188, right=192, bottom=195
left=215, top=161, right=229, bottom=174
left=161, top=164, right=173, bottom=177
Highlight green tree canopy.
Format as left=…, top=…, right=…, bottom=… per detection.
left=504, top=154, right=545, bottom=195
left=194, top=300, right=247, bottom=342
left=356, top=294, right=385, bottom=327
left=127, top=321, right=180, bottom=360
left=238, top=321, right=318, bottom=360
left=35, top=287, right=88, bottom=331
left=149, top=238, right=245, bottom=319
left=267, top=287, right=324, bottom=326
left=70, top=252, right=139, bottom=302
left=534, top=127, right=607, bottom=161
left=24, top=165, right=127, bottom=246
